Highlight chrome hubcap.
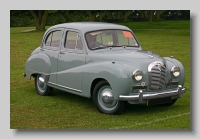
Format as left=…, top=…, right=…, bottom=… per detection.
left=38, top=76, right=45, bottom=88
left=98, top=85, right=118, bottom=111
left=102, top=91, right=114, bottom=104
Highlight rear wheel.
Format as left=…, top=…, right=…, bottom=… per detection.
left=34, top=74, right=53, bottom=96
left=93, top=80, right=124, bottom=115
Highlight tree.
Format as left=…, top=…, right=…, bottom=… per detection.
left=29, top=10, right=49, bottom=30
left=98, top=10, right=105, bottom=22
left=156, top=10, right=162, bottom=21
left=123, top=10, right=133, bottom=22
left=86, top=11, right=96, bottom=21
left=147, top=10, right=154, bottom=22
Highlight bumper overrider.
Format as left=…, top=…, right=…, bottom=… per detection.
left=119, top=85, right=186, bottom=103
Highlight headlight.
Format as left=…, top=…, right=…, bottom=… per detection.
left=171, top=66, right=180, bottom=77
left=133, top=69, right=143, bottom=81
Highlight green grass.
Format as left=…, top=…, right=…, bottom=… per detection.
left=10, top=21, right=190, bottom=129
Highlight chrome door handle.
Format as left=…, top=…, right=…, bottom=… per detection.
left=60, top=51, right=65, bottom=54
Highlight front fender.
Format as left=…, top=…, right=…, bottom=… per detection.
left=25, top=53, right=51, bottom=79
left=164, top=57, right=186, bottom=86
left=81, top=61, right=134, bottom=99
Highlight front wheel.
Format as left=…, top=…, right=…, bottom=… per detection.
left=93, top=80, right=124, bottom=115
left=34, top=74, right=53, bottom=96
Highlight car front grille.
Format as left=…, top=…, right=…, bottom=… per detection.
left=148, top=62, right=167, bottom=90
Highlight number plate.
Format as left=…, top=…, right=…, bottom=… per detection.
left=147, top=97, right=172, bottom=106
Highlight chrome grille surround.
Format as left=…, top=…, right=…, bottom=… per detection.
left=148, top=61, right=167, bottom=90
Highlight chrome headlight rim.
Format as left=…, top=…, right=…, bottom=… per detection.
left=171, top=66, right=180, bottom=77
left=132, top=69, right=143, bottom=81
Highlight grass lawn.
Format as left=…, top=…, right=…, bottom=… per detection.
left=10, top=20, right=190, bottom=129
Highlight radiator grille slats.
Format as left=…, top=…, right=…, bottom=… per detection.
left=149, top=63, right=166, bottom=90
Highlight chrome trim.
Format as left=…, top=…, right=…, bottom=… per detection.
left=167, top=81, right=179, bottom=86
left=38, top=76, right=45, bottom=88
left=132, top=69, right=143, bottom=81
left=171, top=66, right=180, bottom=77
left=119, top=85, right=186, bottom=102
left=39, top=77, right=45, bottom=82
left=148, top=61, right=165, bottom=72
left=66, top=51, right=84, bottom=54
left=102, top=91, right=114, bottom=104
left=132, top=85, right=147, bottom=90
left=148, top=61, right=167, bottom=90
left=47, top=82, right=82, bottom=93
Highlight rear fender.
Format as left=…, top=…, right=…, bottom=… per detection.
left=25, top=53, right=51, bottom=79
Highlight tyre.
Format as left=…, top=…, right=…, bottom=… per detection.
left=93, top=80, right=124, bottom=115
left=34, top=74, right=53, bottom=96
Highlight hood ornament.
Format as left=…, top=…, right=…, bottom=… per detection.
left=148, top=51, right=152, bottom=54
left=157, top=65, right=162, bottom=71
left=148, top=61, right=165, bottom=72
left=146, top=51, right=154, bottom=58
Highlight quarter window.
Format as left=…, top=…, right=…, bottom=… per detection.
left=45, top=30, right=62, bottom=47
left=65, top=31, right=83, bottom=50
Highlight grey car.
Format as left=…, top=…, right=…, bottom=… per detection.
left=24, top=22, right=187, bottom=114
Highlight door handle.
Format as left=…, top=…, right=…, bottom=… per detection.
left=60, top=51, right=65, bottom=54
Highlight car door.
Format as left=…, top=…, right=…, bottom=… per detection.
left=40, top=28, right=64, bottom=83
left=57, top=29, right=86, bottom=93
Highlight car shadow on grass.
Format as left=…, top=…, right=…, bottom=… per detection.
left=49, top=89, right=183, bottom=115
left=49, top=89, right=95, bottom=109
left=123, top=101, right=183, bottom=115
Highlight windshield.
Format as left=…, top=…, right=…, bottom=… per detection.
left=85, top=30, right=139, bottom=50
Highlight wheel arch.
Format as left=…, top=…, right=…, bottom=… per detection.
left=81, top=61, right=132, bottom=99
left=90, top=78, right=108, bottom=98
left=25, top=53, right=51, bottom=80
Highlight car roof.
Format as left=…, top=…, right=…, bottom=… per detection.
left=46, top=22, right=131, bottom=34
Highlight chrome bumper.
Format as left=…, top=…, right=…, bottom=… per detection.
left=119, top=85, right=186, bottom=103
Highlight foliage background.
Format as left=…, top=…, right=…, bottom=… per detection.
left=10, top=10, right=190, bottom=27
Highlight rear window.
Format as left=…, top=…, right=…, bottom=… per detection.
left=45, top=30, right=62, bottom=47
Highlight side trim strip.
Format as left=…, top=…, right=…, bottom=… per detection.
left=47, top=82, right=82, bottom=93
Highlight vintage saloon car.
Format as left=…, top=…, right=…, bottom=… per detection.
left=24, top=22, right=186, bottom=114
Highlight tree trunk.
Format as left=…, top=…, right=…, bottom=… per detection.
left=86, top=11, right=95, bottom=21
left=123, top=11, right=132, bottom=22
left=99, top=11, right=105, bottom=22
left=40, top=11, right=48, bottom=30
left=148, top=10, right=153, bottom=22
left=30, top=10, right=49, bottom=30
left=106, top=11, right=112, bottom=19
left=138, top=10, right=145, bottom=18
left=117, top=11, right=121, bottom=19
left=156, top=10, right=160, bottom=21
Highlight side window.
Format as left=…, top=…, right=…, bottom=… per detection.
left=45, top=30, right=62, bottom=47
left=65, top=31, right=83, bottom=50
left=45, top=33, right=52, bottom=46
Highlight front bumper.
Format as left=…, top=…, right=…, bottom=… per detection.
left=119, top=85, right=186, bottom=103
